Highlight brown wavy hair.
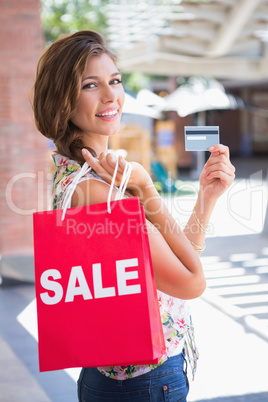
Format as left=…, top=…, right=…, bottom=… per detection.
left=32, top=30, right=117, bottom=165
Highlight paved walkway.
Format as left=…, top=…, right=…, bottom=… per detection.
left=0, top=279, right=76, bottom=402
left=188, top=233, right=268, bottom=402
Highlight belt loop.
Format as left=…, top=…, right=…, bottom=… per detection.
left=182, top=349, right=188, bottom=375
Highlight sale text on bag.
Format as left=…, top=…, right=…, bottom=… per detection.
left=39, top=258, right=141, bottom=305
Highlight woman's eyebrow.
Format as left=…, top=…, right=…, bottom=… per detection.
left=82, top=72, right=121, bottom=82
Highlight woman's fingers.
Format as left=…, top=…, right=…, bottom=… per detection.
left=208, top=144, right=230, bottom=159
left=118, top=154, right=127, bottom=171
left=204, top=159, right=235, bottom=188
left=205, top=145, right=235, bottom=172
left=199, top=144, right=235, bottom=199
left=204, top=160, right=235, bottom=179
left=106, top=152, right=117, bottom=168
left=98, top=152, right=115, bottom=175
left=202, top=144, right=235, bottom=186
left=82, top=149, right=153, bottom=194
left=82, top=148, right=123, bottom=185
left=82, top=149, right=99, bottom=170
left=205, top=155, right=235, bottom=174
left=205, top=167, right=234, bottom=182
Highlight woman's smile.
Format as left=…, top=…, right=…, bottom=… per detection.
left=95, top=107, right=119, bottom=121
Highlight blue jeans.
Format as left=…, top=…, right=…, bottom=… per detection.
left=77, top=352, right=189, bottom=401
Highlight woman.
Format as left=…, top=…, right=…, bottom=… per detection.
left=33, top=30, right=235, bottom=401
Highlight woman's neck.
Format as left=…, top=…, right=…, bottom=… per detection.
left=83, top=134, right=109, bottom=158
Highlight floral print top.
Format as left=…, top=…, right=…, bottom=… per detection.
left=52, top=153, right=199, bottom=380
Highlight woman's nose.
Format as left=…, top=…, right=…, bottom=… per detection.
left=101, top=84, right=117, bottom=103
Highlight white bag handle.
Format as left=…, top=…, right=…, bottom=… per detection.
left=107, top=158, right=133, bottom=211
left=61, top=162, right=91, bottom=221
left=61, top=157, right=132, bottom=221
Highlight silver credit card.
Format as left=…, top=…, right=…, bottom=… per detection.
left=185, top=126, right=219, bottom=151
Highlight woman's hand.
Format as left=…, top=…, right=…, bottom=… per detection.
left=82, top=149, right=153, bottom=196
left=199, top=144, right=235, bottom=203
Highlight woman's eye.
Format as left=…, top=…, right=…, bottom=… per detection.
left=111, top=79, right=122, bottom=85
left=82, top=82, right=96, bottom=90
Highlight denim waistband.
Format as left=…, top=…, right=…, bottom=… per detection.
left=131, top=351, right=186, bottom=381
left=78, top=351, right=189, bottom=402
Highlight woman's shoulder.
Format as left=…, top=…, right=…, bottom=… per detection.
left=52, top=153, right=79, bottom=169
left=52, top=153, right=111, bottom=209
left=52, top=152, right=102, bottom=183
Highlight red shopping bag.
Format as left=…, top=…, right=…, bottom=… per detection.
left=33, top=196, right=165, bottom=372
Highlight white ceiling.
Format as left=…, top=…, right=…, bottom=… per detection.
left=105, top=0, right=268, bottom=79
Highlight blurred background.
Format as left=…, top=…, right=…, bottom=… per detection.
left=0, top=1, right=268, bottom=401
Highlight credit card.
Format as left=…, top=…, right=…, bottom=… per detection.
left=184, top=126, right=220, bottom=151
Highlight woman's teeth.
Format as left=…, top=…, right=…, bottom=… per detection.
left=96, top=110, right=117, bottom=117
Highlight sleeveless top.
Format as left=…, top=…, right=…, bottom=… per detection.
left=51, top=153, right=199, bottom=380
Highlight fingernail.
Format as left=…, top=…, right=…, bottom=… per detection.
left=82, top=148, right=87, bottom=155
left=209, top=146, right=214, bottom=151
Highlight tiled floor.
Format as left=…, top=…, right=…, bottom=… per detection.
left=201, top=234, right=268, bottom=342
left=0, top=279, right=77, bottom=402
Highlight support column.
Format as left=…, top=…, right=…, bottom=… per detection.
left=0, top=0, right=50, bottom=260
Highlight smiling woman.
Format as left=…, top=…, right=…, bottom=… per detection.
left=32, top=30, right=235, bottom=402
left=70, top=53, right=125, bottom=154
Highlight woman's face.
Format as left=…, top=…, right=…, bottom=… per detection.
left=71, top=53, right=125, bottom=147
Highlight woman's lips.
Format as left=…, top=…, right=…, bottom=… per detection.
left=95, top=109, right=119, bottom=121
